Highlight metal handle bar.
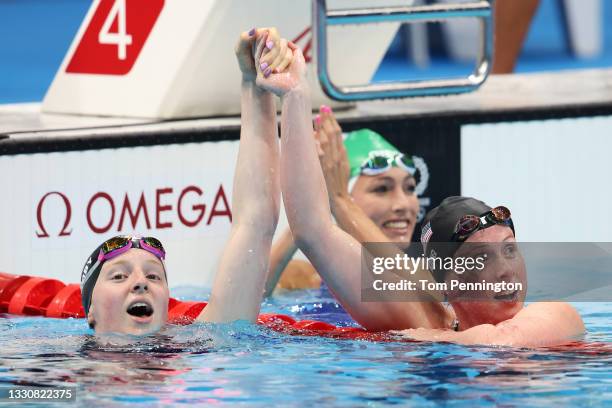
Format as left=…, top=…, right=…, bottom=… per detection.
left=313, top=0, right=495, bottom=101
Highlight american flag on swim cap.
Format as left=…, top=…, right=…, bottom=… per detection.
left=421, top=221, right=433, bottom=245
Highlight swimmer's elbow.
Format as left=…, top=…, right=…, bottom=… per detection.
left=555, top=302, right=585, bottom=337
left=290, top=221, right=332, bottom=253
left=490, top=303, right=585, bottom=348
left=233, top=210, right=279, bottom=237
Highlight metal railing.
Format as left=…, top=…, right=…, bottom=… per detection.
left=313, top=0, right=495, bottom=100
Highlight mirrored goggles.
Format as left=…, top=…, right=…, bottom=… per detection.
left=81, top=236, right=166, bottom=284
left=360, top=152, right=416, bottom=176
left=452, top=206, right=515, bottom=242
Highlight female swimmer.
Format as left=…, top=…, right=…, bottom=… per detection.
left=259, top=43, right=584, bottom=348
left=265, top=111, right=421, bottom=295
left=79, top=28, right=293, bottom=334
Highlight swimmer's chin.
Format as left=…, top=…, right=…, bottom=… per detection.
left=385, top=235, right=412, bottom=251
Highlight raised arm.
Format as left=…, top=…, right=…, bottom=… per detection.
left=198, top=29, right=291, bottom=323
left=264, top=227, right=299, bottom=296
left=257, top=46, right=449, bottom=331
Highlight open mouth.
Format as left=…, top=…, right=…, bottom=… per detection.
left=127, top=301, right=154, bottom=318
left=494, top=290, right=519, bottom=301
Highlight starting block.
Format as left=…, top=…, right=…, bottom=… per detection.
left=42, top=0, right=405, bottom=119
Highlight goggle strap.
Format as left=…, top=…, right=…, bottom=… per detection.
left=360, top=165, right=390, bottom=176
left=140, top=240, right=166, bottom=260
left=103, top=240, right=133, bottom=262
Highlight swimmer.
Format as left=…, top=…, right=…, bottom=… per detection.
left=394, top=197, right=584, bottom=347
left=79, top=28, right=294, bottom=334
left=263, top=45, right=584, bottom=347
left=265, top=112, right=421, bottom=295
left=257, top=42, right=446, bottom=331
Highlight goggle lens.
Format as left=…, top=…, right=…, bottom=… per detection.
left=452, top=206, right=514, bottom=242
left=456, top=215, right=480, bottom=236
left=102, top=236, right=130, bottom=254
left=397, top=154, right=416, bottom=174
left=142, top=237, right=164, bottom=250
left=490, top=206, right=511, bottom=222
left=361, top=152, right=416, bottom=176
left=365, top=156, right=390, bottom=171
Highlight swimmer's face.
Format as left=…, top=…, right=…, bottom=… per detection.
left=447, top=225, right=526, bottom=325
left=88, top=249, right=169, bottom=335
left=351, top=167, right=419, bottom=249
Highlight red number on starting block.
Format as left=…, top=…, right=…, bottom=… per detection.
left=66, top=0, right=164, bottom=75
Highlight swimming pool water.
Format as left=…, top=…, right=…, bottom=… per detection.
left=1, top=288, right=610, bottom=407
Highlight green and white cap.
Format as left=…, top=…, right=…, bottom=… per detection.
left=344, top=129, right=414, bottom=191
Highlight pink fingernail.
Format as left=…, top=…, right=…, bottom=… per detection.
left=264, top=67, right=272, bottom=77
left=315, top=115, right=321, bottom=125
left=248, top=28, right=256, bottom=37
left=260, top=62, right=269, bottom=71
left=266, top=40, right=274, bottom=50
left=321, top=105, right=332, bottom=114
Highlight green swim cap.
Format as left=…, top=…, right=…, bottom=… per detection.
left=344, top=129, right=402, bottom=178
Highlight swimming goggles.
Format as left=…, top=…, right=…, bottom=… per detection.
left=452, top=206, right=515, bottom=242
left=81, top=236, right=166, bottom=283
left=360, top=151, right=416, bottom=176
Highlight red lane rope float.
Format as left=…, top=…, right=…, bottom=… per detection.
left=0, top=274, right=32, bottom=314
left=8, top=277, right=65, bottom=316
left=1, top=273, right=609, bottom=347
left=46, top=284, right=84, bottom=318
left=0, top=272, right=371, bottom=339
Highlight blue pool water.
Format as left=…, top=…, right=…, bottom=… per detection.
left=1, top=288, right=610, bottom=407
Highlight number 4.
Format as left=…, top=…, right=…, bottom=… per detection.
left=98, top=0, right=133, bottom=60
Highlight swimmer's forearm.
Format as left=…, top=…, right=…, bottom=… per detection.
left=331, top=196, right=390, bottom=244
left=404, top=302, right=585, bottom=347
left=407, top=324, right=529, bottom=346
left=280, top=86, right=333, bottom=245
left=264, top=227, right=298, bottom=297
left=232, top=81, right=280, bottom=232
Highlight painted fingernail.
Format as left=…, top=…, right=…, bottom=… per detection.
left=266, top=40, right=274, bottom=50
left=260, top=62, right=269, bottom=71
left=264, top=67, right=272, bottom=77
left=315, top=115, right=321, bottom=125
left=248, top=28, right=256, bottom=37
left=321, top=105, right=332, bottom=114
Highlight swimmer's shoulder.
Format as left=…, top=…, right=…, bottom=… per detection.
left=277, top=260, right=321, bottom=290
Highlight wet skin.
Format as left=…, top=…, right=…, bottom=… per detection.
left=88, top=249, right=169, bottom=335
left=447, top=225, right=526, bottom=328
left=351, top=167, right=419, bottom=249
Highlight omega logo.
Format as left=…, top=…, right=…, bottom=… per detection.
left=35, top=185, right=231, bottom=238
left=36, top=192, right=73, bottom=238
